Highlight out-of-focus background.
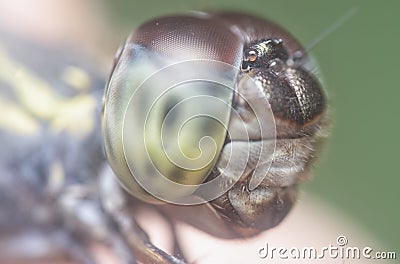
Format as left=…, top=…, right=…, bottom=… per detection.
left=1, top=0, right=398, bottom=260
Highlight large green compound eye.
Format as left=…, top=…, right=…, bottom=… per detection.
left=110, top=55, right=238, bottom=204
left=101, top=14, right=245, bottom=204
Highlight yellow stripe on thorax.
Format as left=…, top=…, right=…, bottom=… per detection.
left=0, top=44, right=96, bottom=138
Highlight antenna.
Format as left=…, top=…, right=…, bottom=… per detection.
left=305, top=7, right=358, bottom=54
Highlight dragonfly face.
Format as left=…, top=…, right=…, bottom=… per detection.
left=0, top=10, right=329, bottom=264
left=103, top=11, right=328, bottom=237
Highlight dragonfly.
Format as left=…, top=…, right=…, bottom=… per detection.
left=0, top=9, right=328, bottom=264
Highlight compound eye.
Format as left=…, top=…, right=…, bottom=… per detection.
left=102, top=14, right=244, bottom=204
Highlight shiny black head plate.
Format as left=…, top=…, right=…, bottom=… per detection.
left=241, top=38, right=289, bottom=72
left=240, top=37, right=326, bottom=129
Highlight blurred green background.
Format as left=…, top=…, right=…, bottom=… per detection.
left=103, top=0, right=399, bottom=250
